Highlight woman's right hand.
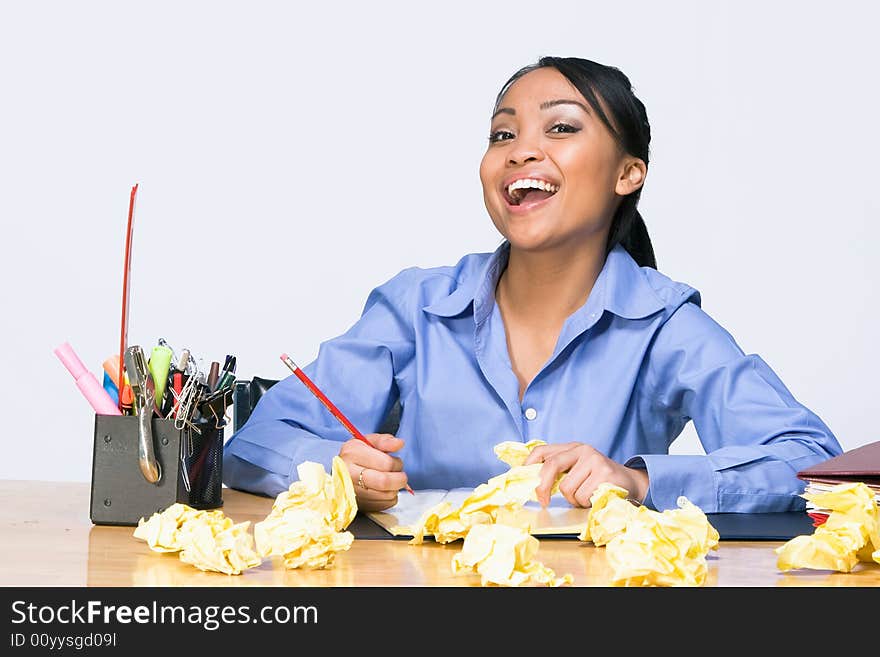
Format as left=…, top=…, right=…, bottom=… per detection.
left=339, top=434, right=409, bottom=512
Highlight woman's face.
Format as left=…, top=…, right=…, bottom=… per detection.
left=480, top=67, right=643, bottom=253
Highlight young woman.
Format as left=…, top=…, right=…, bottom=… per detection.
left=223, top=56, right=842, bottom=513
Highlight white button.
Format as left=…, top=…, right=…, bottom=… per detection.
left=524, top=408, right=537, bottom=421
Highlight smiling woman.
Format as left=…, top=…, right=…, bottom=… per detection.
left=223, top=56, right=843, bottom=515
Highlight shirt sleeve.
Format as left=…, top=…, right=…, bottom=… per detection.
left=626, top=302, right=843, bottom=513
left=222, top=270, right=417, bottom=498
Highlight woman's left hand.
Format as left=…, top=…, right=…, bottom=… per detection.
left=524, top=442, right=649, bottom=508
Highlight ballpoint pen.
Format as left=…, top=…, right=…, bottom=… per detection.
left=280, top=353, right=414, bottom=495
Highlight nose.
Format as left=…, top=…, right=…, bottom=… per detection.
left=507, top=131, right=545, bottom=166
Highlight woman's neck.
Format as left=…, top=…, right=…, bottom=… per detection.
left=496, top=239, right=606, bottom=325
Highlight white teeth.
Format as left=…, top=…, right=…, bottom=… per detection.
left=507, top=178, right=559, bottom=197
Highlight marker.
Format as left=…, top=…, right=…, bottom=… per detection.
left=102, top=371, right=120, bottom=406
left=149, top=344, right=173, bottom=412
left=54, top=342, right=122, bottom=415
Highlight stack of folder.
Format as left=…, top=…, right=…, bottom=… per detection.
left=797, top=441, right=880, bottom=526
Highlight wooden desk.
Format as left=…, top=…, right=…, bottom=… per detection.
left=2, top=480, right=878, bottom=587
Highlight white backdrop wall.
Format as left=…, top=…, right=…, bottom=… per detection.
left=2, top=0, right=876, bottom=483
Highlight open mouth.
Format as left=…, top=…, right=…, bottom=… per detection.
left=503, top=180, right=560, bottom=208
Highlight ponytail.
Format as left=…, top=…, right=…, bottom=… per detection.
left=606, top=201, right=656, bottom=269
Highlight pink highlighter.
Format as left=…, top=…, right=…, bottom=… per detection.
left=55, top=342, right=122, bottom=415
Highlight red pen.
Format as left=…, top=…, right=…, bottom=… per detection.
left=280, top=353, right=414, bottom=495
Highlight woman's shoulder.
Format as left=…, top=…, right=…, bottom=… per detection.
left=639, top=265, right=702, bottom=311
left=640, top=267, right=741, bottom=351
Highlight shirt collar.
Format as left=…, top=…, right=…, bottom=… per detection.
left=422, top=241, right=666, bottom=321
left=422, top=241, right=509, bottom=319
left=601, top=244, right=667, bottom=319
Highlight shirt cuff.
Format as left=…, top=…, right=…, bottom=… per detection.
left=623, top=456, right=654, bottom=509
left=624, top=454, right=717, bottom=512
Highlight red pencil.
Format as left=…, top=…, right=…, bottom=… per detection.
left=280, top=353, right=414, bottom=495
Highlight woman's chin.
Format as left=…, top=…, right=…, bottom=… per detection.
left=505, top=233, right=561, bottom=253
left=502, top=222, right=565, bottom=251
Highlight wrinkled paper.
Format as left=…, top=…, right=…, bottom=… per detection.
left=583, top=483, right=719, bottom=587
left=451, top=523, right=573, bottom=587
left=134, top=503, right=261, bottom=575
left=408, top=463, right=544, bottom=544
left=254, top=456, right=357, bottom=569
left=776, top=482, right=880, bottom=572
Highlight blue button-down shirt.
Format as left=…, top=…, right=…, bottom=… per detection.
left=223, top=241, right=842, bottom=512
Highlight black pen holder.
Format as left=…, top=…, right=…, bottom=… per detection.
left=89, top=415, right=225, bottom=526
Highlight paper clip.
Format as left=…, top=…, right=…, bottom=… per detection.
left=174, top=371, right=204, bottom=435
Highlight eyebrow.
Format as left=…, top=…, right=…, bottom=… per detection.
left=491, top=99, right=590, bottom=120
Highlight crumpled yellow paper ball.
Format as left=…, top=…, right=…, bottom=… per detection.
left=776, top=481, right=880, bottom=573
left=451, top=523, right=573, bottom=587
left=133, top=503, right=221, bottom=552
left=254, top=455, right=357, bottom=569
left=581, top=485, right=719, bottom=587
left=178, top=520, right=263, bottom=575
left=494, top=439, right=548, bottom=467
left=493, top=439, right=563, bottom=495
left=408, top=463, right=543, bottom=544
left=133, top=503, right=262, bottom=575
left=604, top=498, right=719, bottom=587
left=578, top=482, right=638, bottom=545
left=256, top=508, right=355, bottom=569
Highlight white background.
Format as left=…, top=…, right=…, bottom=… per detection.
left=2, top=1, right=876, bottom=483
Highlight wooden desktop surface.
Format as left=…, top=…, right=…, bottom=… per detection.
left=2, top=480, right=878, bottom=587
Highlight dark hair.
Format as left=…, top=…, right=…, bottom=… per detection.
left=493, top=56, right=656, bottom=269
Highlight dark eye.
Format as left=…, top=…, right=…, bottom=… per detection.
left=488, top=130, right=514, bottom=143
left=549, top=122, right=579, bottom=134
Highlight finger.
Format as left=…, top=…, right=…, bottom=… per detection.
left=524, top=442, right=577, bottom=466
left=535, top=449, right=580, bottom=506
left=524, top=445, right=548, bottom=466
left=557, top=456, right=594, bottom=507
left=356, top=484, right=398, bottom=503
left=572, top=478, right=599, bottom=509
left=342, top=438, right=403, bottom=473
left=367, top=433, right=405, bottom=453
left=359, top=467, right=409, bottom=494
